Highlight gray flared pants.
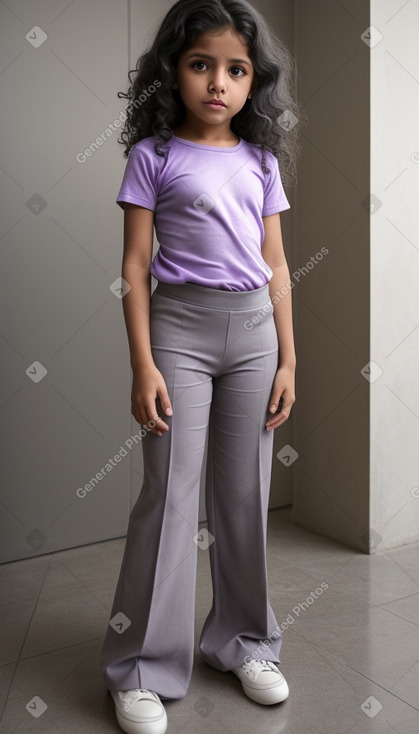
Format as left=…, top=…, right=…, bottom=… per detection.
left=100, top=280, right=283, bottom=699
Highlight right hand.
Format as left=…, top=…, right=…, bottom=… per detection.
left=131, top=364, right=173, bottom=437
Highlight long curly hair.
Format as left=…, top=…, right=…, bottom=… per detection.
left=117, top=0, right=307, bottom=186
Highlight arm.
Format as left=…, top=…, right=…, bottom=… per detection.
left=261, top=212, right=296, bottom=430
left=121, top=203, right=172, bottom=435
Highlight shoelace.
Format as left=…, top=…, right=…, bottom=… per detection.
left=239, top=659, right=278, bottom=681
left=119, top=689, right=155, bottom=711
left=240, top=659, right=276, bottom=671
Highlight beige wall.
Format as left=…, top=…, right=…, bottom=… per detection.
left=292, top=0, right=419, bottom=553
left=291, top=0, right=371, bottom=550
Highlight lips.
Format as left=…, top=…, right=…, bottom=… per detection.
left=205, top=99, right=226, bottom=107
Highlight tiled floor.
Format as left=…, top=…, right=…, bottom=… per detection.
left=1, top=506, right=419, bottom=733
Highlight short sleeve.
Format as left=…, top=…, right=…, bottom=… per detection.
left=116, top=140, right=159, bottom=211
left=262, top=152, right=291, bottom=216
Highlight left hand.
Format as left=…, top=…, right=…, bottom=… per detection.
left=265, top=365, right=296, bottom=430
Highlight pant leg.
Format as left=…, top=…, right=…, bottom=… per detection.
left=199, top=299, right=283, bottom=670
left=101, top=289, right=220, bottom=699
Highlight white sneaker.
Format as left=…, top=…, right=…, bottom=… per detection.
left=110, top=688, right=167, bottom=734
left=231, top=659, right=289, bottom=705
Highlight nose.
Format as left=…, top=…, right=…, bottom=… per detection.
left=209, top=68, right=226, bottom=92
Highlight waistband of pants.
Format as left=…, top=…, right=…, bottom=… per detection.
left=154, top=280, right=272, bottom=312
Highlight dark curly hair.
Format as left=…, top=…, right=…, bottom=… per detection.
left=117, top=0, right=307, bottom=186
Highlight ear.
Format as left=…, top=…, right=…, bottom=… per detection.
left=248, top=82, right=257, bottom=99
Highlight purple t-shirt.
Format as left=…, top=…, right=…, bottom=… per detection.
left=116, top=134, right=290, bottom=291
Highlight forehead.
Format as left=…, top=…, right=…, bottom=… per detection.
left=183, top=27, right=251, bottom=62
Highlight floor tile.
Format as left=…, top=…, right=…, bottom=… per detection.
left=388, top=543, right=419, bottom=586
left=20, top=587, right=109, bottom=659
left=0, top=556, right=51, bottom=607
left=268, top=562, right=365, bottom=625
left=381, top=592, right=419, bottom=626
left=320, top=552, right=419, bottom=606
left=1, top=507, right=419, bottom=733
left=0, top=640, right=115, bottom=733
left=0, top=600, right=37, bottom=666
left=290, top=605, right=419, bottom=695
left=0, top=665, right=15, bottom=715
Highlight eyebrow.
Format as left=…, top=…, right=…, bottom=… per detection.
left=185, top=52, right=252, bottom=67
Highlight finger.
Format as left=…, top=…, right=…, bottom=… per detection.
left=131, top=402, right=147, bottom=427
left=266, top=399, right=294, bottom=429
left=145, top=401, right=170, bottom=434
left=157, top=385, right=173, bottom=417
left=134, top=399, right=163, bottom=432
left=266, top=414, right=287, bottom=430
left=149, top=414, right=169, bottom=435
left=132, top=398, right=161, bottom=434
left=266, top=418, right=283, bottom=430
left=268, top=390, right=284, bottom=414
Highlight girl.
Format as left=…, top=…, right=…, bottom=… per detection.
left=101, top=1, right=305, bottom=732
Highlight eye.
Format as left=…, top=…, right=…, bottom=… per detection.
left=230, top=66, right=245, bottom=77
left=190, top=61, right=246, bottom=77
left=191, top=61, right=207, bottom=71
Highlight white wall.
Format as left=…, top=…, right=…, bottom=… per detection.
left=370, top=0, right=419, bottom=551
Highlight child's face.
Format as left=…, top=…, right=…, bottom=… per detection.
left=174, top=27, right=255, bottom=132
